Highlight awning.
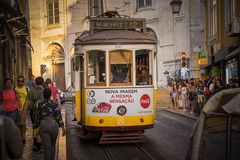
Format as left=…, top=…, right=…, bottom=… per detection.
left=0, top=1, right=29, bottom=35
left=226, top=47, right=240, bottom=59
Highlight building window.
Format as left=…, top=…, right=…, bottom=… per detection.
left=137, top=0, right=152, bottom=8
left=209, top=0, right=218, bottom=37
left=224, top=0, right=233, bottom=32
left=47, top=0, right=59, bottom=25
left=89, top=0, right=103, bottom=16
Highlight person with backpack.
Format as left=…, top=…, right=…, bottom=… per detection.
left=21, top=76, right=44, bottom=151
left=15, top=75, right=28, bottom=144
left=38, top=88, right=66, bottom=160
left=0, top=78, right=21, bottom=123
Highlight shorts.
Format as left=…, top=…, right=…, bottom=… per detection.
left=181, top=93, right=187, bottom=96
left=197, top=95, right=206, bottom=103
left=172, top=92, right=177, bottom=97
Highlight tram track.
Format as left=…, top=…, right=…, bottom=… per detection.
left=134, top=143, right=157, bottom=160
left=102, top=143, right=156, bottom=160
left=102, top=145, right=116, bottom=160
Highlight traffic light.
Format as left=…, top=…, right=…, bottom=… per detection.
left=40, top=64, right=46, bottom=75
left=181, top=52, right=187, bottom=67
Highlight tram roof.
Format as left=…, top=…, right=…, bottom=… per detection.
left=74, top=30, right=157, bottom=45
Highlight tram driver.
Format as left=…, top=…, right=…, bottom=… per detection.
left=111, top=64, right=130, bottom=83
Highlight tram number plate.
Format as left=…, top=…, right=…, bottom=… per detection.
left=87, top=98, right=96, bottom=104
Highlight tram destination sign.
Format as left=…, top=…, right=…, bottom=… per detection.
left=90, top=18, right=146, bottom=33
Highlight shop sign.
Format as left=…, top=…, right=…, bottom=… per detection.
left=198, top=51, right=208, bottom=65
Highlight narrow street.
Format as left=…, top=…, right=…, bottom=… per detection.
left=65, top=103, right=240, bottom=160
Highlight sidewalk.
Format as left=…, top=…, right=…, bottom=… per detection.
left=157, top=87, right=198, bottom=120
left=22, top=109, right=66, bottom=160
left=22, top=118, right=43, bottom=160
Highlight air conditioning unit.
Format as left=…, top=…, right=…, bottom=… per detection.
left=227, top=18, right=240, bottom=37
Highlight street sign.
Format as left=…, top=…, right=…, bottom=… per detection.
left=178, top=67, right=190, bottom=80
left=198, top=51, right=208, bottom=65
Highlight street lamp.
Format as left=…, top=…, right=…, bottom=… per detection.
left=50, top=55, right=55, bottom=81
left=170, top=0, right=182, bottom=14
left=170, top=0, right=182, bottom=78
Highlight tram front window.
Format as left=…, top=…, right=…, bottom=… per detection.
left=136, top=50, right=152, bottom=85
left=110, top=50, right=132, bottom=85
left=111, top=64, right=130, bottom=83
left=87, top=50, right=106, bottom=85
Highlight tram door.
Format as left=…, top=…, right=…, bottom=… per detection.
left=80, top=55, right=84, bottom=122
left=55, top=63, right=65, bottom=91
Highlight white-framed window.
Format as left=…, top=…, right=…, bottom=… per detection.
left=136, top=0, right=152, bottom=8
left=209, top=0, right=218, bottom=38
left=89, top=0, right=103, bottom=16
left=87, top=50, right=106, bottom=86
left=224, top=0, right=234, bottom=32
left=136, top=50, right=152, bottom=85
left=109, top=50, right=132, bottom=86
left=47, top=0, right=59, bottom=25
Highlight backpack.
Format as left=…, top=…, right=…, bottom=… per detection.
left=28, top=87, right=43, bottom=129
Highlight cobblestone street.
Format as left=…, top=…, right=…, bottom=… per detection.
left=22, top=117, right=43, bottom=160
left=22, top=109, right=66, bottom=160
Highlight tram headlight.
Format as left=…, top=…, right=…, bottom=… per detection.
left=139, top=118, right=144, bottom=123
left=99, top=119, right=104, bottom=124
left=117, top=105, right=127, bottom=116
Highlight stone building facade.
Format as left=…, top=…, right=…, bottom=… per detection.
left=0, top=0, right=31, bottom=90
left=203, top=0, right=240, bottom=84
left=29, top=0, right=204, bottom=88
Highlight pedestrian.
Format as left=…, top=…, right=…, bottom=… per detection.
left=0, top=115, right=23, bottom=160
left=38, top=88, right=66, bottom=160
left=226, top=78, right=237, bottom=89
left=45, top=78, right=61, bottom=107
left=203, top=75, right=211, bottom=88
left=0, top=78, right=21, bottom=123
left=171, top=80, right=179, bottom=111
left=212, top=79, right=224, bottom=95
left=209, top=77, right=216, bottom=96
left=180, top=80, right=187, bottom=111
left=22, top=76, right=45, bottom=151
left=187, top=82, right=196, bottom=114
left=26, top=75, right=35, bottom=90
left=15, top=76, right=28, bottom=144
left=196, top=81, right=206, bottom=115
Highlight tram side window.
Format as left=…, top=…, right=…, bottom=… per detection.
left=110, top=50, right=132, bottom=84
left=136, top=50, right=152, bottom=85
left=87, top=51, right=106, bottom=85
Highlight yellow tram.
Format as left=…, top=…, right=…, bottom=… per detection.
left=72, top=12, right=158, bottom=143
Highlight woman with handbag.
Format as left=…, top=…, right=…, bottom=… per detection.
left=0, top=78, right=21, bottom=123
